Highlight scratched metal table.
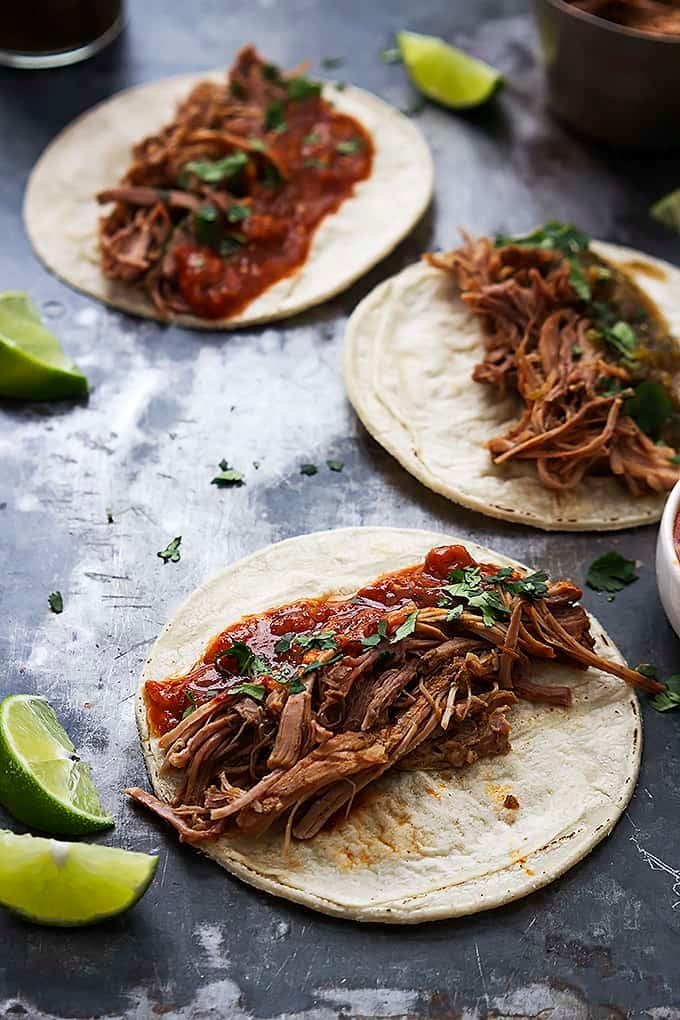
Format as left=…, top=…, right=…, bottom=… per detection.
left=2, top=1, right=680, bottom=1017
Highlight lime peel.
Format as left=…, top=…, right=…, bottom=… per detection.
left=0, top=292, right=88, bottom=401
left=0, top=830, right=157, bottom=926
left=0, top=693, right=113, bottom=836
left=397, top=30, right=503, bottom=110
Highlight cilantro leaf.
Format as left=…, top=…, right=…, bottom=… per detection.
left=361, top=619, right=388, bottom=648
left=227, top=204, right=251, bottom=224
left=490, top=569, right=550, bottom=600
left=439, top=566, right=511, bottom=628
left=220, top=237, right=244, bottom=257
left=192, top=204, right=220, bottom=247
left=624, top=381, right=673, bottom=438
left=286, top=76, right=322, bottom=101
left=326, top=459, right=344, bottom=472
left=211, top=459, right=245, bottom=487
left=391, top=609, right=419, bottom=643
left=585, top=551, right=638, bottom=594
left=446, top=604, right=463, bottom=622
left=336, top=138, right=363, bottom=155
left=230, top=682, right=267, bottom=702
left=265, top=100, right=287, bottom=131
left=300, top=463, right=318, bottom=476
left=303, top=132, right=322, bottom=146
left=157, top=536, right=182, bottom=564
left=288, top=677, right=306, bottom=695
left=261, top=63, right=282, bottom=83
left=495, top=221, right=590, bottom=257
left=295, top=630, right=337, bottom=651
left=48, top=591, right=63, bottom=614
left=181, top=689, right=196, bottom=720
left=380, top=47, right=402, bottom=64
left=646, top=672, right=680, bottom=712
left=274, top=635, right=294, bottom=654
left=569, top=261, right=591, bottom=301
left=183, top=151, right=248, bottom=184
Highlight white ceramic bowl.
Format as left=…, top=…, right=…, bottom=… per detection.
left=656, top=479, right=680, bottom=638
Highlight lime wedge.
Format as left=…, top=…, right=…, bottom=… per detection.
left=0, top=830, right=157, bottom=926
left=397, top=31, right=502, bottom=109
left=0, top=292, right=88, bottom=401
left=0, top=694, right=113, bottom=835
left=651, top=189, right=680, bottom=234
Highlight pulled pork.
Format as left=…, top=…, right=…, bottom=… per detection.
left=427, top=236, right=679, bottom=494
left=127, top=558, right=661, bottom=845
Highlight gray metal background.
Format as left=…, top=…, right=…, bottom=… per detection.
left=1, top=1, right=680, bottom=1017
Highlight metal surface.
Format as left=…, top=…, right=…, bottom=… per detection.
left=1, top=1, right=680, bottom=1017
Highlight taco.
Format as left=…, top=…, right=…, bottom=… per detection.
left=127, top=527, right=656, bottom=922
left=24, top=47, right=432, bottom=329
left=344, top=224, right=680, bottom=530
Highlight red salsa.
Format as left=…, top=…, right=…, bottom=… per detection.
left=145, top=544, right=509, bottom=736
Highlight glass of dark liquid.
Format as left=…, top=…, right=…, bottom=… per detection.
left=0, top=0, right=124, bottom=68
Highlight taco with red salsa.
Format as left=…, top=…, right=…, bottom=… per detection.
left=127, top=527, right=655, bottom=922
left=24, top=46, right=432, bottom=328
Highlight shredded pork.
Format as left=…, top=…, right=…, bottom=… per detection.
left=127, top=564, right=661, bottom=844
left=427, top=236, right=679, bottom=494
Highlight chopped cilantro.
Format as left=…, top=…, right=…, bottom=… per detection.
left=220, top=237, right=244, bottom=257
left=48, top=591, right=63, bottom=614
left=247, top=137, right=266, bottom=151
left=336, top=137, right=363, bottom=155
left=598, top=377, right=625, bottom=398
left=380, top=47, right=402, bottom=64
left=489, top=568, right=550, bottom=600
left=572, top=345, right=583, bottom=359
left=321, top=56, right=344, bottom=69
left=624, top=381, right=673, bottom=438
left=276, top=630, right=337, bottom=653
left=303, top=132, right=322, bottom=146
left=391, top=609, right=419, bottom=643
left=304, top=158, right=327, bottom=169
left=671, top=454, right=680, bottom=465
left=286, top=76, right=322, bottom=102
left=227, top=204, right=251, bottom=224
left=265, top=100, right=287, bottom=131
left=157, top=536, right=182, bottom=565
left=300, top=463, right=318, bottom=476
left=326, top=458, right=344, bottom=472
left=446, top=604, right=463, bottom=622
left=361, top=619, right=389, bottom=648
left=183, top=151, right=248, bottom=184
left=230, top=80, right=246, bottom=99
left=211, top=459, right=244, bottom=487
left=106, top=509, right=114, bottom=524
left=438, top=566, right=510, bottom=628
left=230, top=682, right=267, bottom=702
left=181, top=689, right=197, bottom=720
left=585, top=551, right=637, bottom=594
left=650, top=674, right=680, bottom=712
left=193, top=205, right=220, bottom=247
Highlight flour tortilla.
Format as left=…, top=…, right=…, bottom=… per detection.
left=135, top=526, right=640, bottom=923
left=24, top=75, right=432, bottom=329
left=344, top=243, right=680, bottom=531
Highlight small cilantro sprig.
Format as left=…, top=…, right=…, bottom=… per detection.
left=182, top=151, right=248, bottom=184
left=48, top=591, right=63, bottom=614
left=213, top=640, right=304, bottom=698
left=624, top=381, right=673, bottom=438
left=495, top=221, right=591, bottom=300
left=158, top=536, right=182, bottom=564
left=487, top=566, right=550, bottom=600
left=275, top=630, right=337, bottom=654
left=585, top=551, right=638, bottom=594
left=211, top=459, right=245, bottom=487
left=361, top=620, right=388, bottom=648
left=635, top=664, right=680, bottom=713
left=438, top=566, right=510, bottom=628
left=336, top=138, right=364, bottom=155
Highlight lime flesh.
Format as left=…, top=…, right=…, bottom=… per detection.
left=0, top=830, right=157, bottom=926
left=0, top=292, right=88, bottom=400
left=651, top=190, right=680, bottom=234
left=0, top=694, right=113, bottom=836
left=397, top=31, right=502, bottom=109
